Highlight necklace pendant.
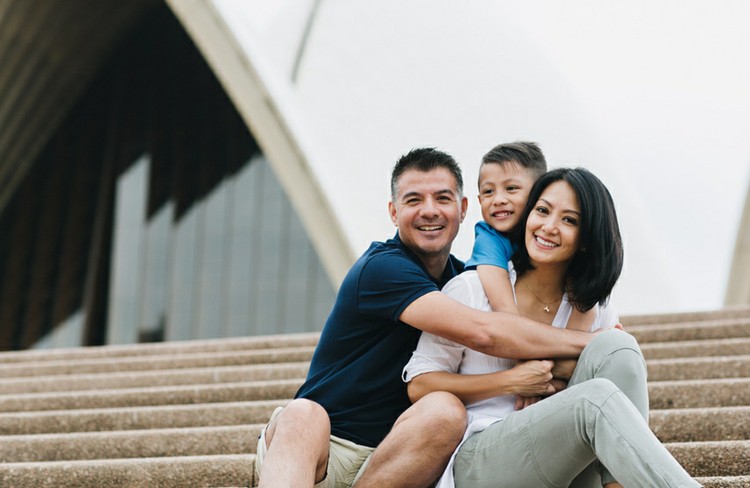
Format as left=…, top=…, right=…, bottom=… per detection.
left=544, top=305, right=550, bottom=313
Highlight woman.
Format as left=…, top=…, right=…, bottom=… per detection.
left=403, top=168, right=699, bottom=487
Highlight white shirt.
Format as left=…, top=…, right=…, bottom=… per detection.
left=402, top=270, right=618, bottom=488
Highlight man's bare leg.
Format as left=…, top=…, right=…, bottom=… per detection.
left=354, top=391, right=466, bottom=488
left=258, top=399, right=330, bottom=488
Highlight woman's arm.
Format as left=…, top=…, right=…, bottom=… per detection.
left=407, top=360, right=556, bottom=404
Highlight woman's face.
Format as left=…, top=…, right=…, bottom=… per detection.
left=525, top=180, right=582, bottom=268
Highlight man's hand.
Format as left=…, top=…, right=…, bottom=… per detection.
left=507, top=360, right=555, bottom=397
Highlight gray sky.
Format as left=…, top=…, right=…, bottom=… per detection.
left=216, top=0, right=750, bottom=314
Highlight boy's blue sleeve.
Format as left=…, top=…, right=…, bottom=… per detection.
left=465, top=221, right=514, bottom=271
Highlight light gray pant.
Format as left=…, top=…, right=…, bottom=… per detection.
left=453, top=329, right=701, bottom=488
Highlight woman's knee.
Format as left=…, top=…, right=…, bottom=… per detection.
left=574, top=377, right=621, bottom=407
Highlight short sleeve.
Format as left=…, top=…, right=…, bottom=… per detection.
left=402, top=331, right=466, bottom=382
left=592, top=300, right=620, bottom=331
left=465, top=221, right=514, bottom=270
left=402, top=272, right=484, bottom=382
left=357, top=252, right=439, bottom=322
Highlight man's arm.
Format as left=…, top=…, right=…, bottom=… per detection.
left=400, top=291, right=591, bottom=359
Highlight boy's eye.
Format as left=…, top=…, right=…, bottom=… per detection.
left=481, top=188, right=494, bottom=196
left=506, top=185, right=520, bottom=192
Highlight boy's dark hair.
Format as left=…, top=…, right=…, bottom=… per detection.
left=391, top=147, right=464, bottom=200
left=512, top=167, right=623, bottom=312
left=481, top=141, right=547, bottom=181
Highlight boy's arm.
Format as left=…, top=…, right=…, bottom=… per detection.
left=477, top=264, right=519, bottom=314
left=400, top=291, right=592, bottom=360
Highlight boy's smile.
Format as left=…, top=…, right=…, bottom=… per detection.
left=477, top=162, right=536, bottom=234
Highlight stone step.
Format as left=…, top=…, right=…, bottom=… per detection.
left=621, top=306, right=750, bottom=326
left=0, top=333, right=320, bottom=364
left=626, top=318, right=750, bottom=343
left=0, top=362, right=309, bottom=394
left=0, top=425, right=264, bottom=462
left=641, top=337, right=750, bottom=359
left=696, top=476, right=750, bottom=488
left=650, top=406, right=750, bottom=442
left=0, top=379, right=302, bottom=413
left=0, top=450, right=737, bottom=487
left=0, top=454, right=256, bottom=488
left=649, top=378, right=750, bottom=409
left=666, top=440, right=750, bottom=477
left=646, top=355, right=750, bottom=381
left=0, top=400, right=285, bottom=435
left=0, top=347, right=315, bottom=378
left=0, top=372, right=736, bottom=415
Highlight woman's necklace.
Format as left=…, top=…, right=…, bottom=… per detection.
left=520, top=279, right=564, bottom=313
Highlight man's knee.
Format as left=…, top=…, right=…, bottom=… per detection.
left=413, top=391, right=467, bottom=443
left=267, top=398, right=329, bottom=445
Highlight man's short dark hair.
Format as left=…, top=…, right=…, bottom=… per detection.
left=480, top=141, right=547, bottom=181
left=391, top=148, right=463, bottom=201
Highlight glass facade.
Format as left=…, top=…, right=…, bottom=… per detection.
left=0, top=4, right=335, bottom=351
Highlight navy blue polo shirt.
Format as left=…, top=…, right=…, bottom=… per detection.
left=295, top=233, right=464, bottom=447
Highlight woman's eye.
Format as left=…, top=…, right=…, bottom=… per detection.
left=535, top=206, right=549, bottom=214
left=563, top=217, right=579, bottom=225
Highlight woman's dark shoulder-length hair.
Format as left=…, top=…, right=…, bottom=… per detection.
left=512, top=167, right=624, bottom=312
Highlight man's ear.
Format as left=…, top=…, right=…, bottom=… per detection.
left=388, top=201, right=398, bottom=226
left=460, top=196, right=468, bottom=223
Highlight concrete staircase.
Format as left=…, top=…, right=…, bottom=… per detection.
left=0, top=307, right=748, bottom=487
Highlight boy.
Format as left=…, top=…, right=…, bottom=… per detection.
left=464, top=142, right=547, bottom=313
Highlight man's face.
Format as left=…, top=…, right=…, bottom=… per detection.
left=389, top=168, right=467, bottom=266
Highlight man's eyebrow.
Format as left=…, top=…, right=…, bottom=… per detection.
left=401, top=188, right=455, bottom=199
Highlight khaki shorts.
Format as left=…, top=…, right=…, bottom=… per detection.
left=254, top=407, right=375, bottom=488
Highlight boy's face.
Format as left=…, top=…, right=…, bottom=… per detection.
left=477, top=161, right=536, bottom=233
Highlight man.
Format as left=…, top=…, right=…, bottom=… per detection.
left=255, top=148, right=593, bottom=488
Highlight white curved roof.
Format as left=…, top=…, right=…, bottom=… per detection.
left=174, top=0, right=750, bottom=314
